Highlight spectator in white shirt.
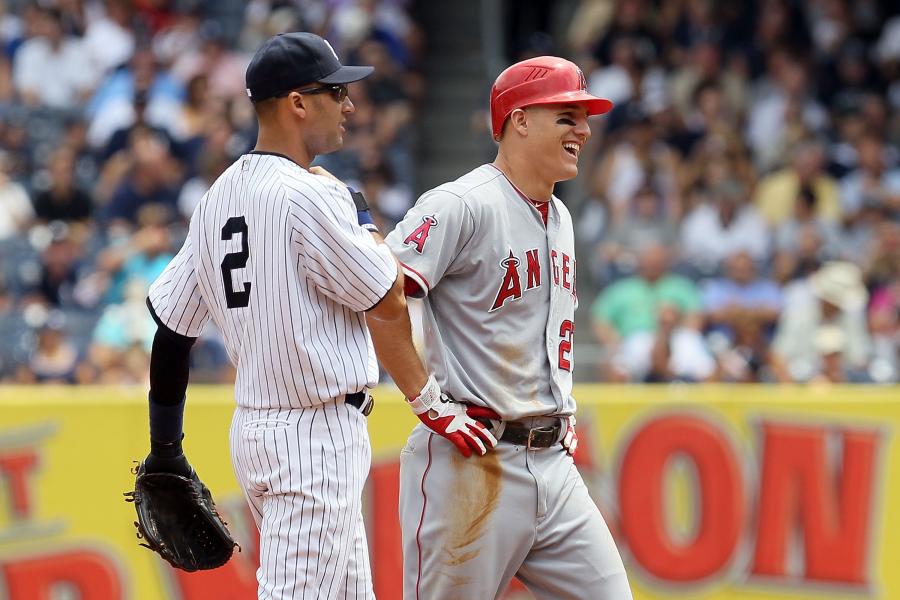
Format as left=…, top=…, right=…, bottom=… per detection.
left=0, top=151, right=32, bottom=239
left=680, top=180, right=770, bottom=276
left=83, top=0, right=135, bottom=77
left=12, top=7, right=96, bottom=109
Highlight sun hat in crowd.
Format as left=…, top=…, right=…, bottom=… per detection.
left=809, top=261, right=869, bottom=311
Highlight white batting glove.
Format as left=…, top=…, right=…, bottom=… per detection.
left=561, top=415, right=578, bottom=456
left=408, top=375, right=500, bottom=458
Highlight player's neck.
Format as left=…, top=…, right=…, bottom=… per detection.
left=492, top=152, right=552, bottom=202
left=254, top=130, right=313, bottom=169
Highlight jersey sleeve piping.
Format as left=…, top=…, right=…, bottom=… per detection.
left=400, top=261, right=431, bottom=294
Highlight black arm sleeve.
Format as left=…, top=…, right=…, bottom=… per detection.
left=149, top=324, right=196, bottom=406
left=147, top=315, right=197, bottom=444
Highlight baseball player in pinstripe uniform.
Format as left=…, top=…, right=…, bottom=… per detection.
left=370, top=57, right=634, bottom=598
left=140, top=33, right=434, bottom=599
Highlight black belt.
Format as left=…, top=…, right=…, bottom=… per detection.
left=346, top=392, right=374, bottom=416
left=500, top=420, right=562, bottom=449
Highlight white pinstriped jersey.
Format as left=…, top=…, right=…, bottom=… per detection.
left=148, top=151, right=398, bottom=409
left=385, top=164, right=578, bottom=421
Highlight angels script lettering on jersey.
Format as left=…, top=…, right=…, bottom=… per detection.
left=490, top=247, right=576, bottom=312
left=550, top=249, right=577, bottom=300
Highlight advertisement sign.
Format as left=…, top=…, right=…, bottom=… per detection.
left=0, top=385, right=895, bottom=599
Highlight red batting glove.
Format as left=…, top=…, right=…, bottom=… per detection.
left=561, top=415, right=578, bottom=456
left=408, top=376, right=500, bottom=457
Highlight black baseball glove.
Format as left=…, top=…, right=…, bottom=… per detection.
left=124, top=461, right=238, bottom=571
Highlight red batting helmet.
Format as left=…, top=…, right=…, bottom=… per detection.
left=490, top=56, right=613, bottom=140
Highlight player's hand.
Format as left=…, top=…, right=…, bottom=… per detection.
left=308, top=165, right=343, bottom=183
left=561, top=415, right=578, bottom=456
left=407, top=375, right=499, bottom=457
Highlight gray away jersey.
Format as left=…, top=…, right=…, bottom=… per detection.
left=385, top=164, right=578, bottom=420
left=148, top=152, right=398, bottom=409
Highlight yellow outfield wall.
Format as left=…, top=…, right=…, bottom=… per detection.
left=0, top=384, right=896, bottom=600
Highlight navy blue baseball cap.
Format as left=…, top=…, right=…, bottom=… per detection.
left=245, top=32, right=374, bottom=103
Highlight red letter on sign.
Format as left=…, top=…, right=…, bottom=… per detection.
left=751, top=422, right=880, bottom=585
left=3, top=549, right=122, bottom=599
left=369, top=460, right=403, bottom=600
left=0, top=449, right=40, bottom=518
left=619, top=414, right=743, bottom=581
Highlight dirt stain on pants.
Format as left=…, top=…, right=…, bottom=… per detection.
left=441, top=450, right=503, bottom=571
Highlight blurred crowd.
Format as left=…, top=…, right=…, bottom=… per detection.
left=547, top=0, right=900, bottom=383
left=2, top=0, right=898, bottom=387
left=0, top=0, right=423, bottom=384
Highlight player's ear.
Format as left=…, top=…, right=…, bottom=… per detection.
left=287, top=91, right=308, bottom=119
left=509, top=108, right=528, bottom=137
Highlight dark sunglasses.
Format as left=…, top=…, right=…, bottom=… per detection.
left=290, top=83, right=349, bottom=103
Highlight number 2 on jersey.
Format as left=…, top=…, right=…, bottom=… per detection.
left=221, top=216, right=251, bottom=308
left=558, top=319, right=574, bottom=371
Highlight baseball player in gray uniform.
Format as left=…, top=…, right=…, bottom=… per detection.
left=141, top=33, right=427, bottom=599
left=374, top=56, right=634, bottom=599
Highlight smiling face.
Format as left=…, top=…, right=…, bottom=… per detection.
left=507, top=103, right=591, bottom=182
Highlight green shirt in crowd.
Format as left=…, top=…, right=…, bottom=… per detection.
left=591, top=275, right=701, bottom=337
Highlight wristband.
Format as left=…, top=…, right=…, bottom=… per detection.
left=150, top=434, right=184, bottom=459
left=407, top=374, right=440, bottom=415
left=357, top=209, right=379, bottom=232
left=349, top=187, right=380, bottom=233
left=149, top=393, right=185, bottom=443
